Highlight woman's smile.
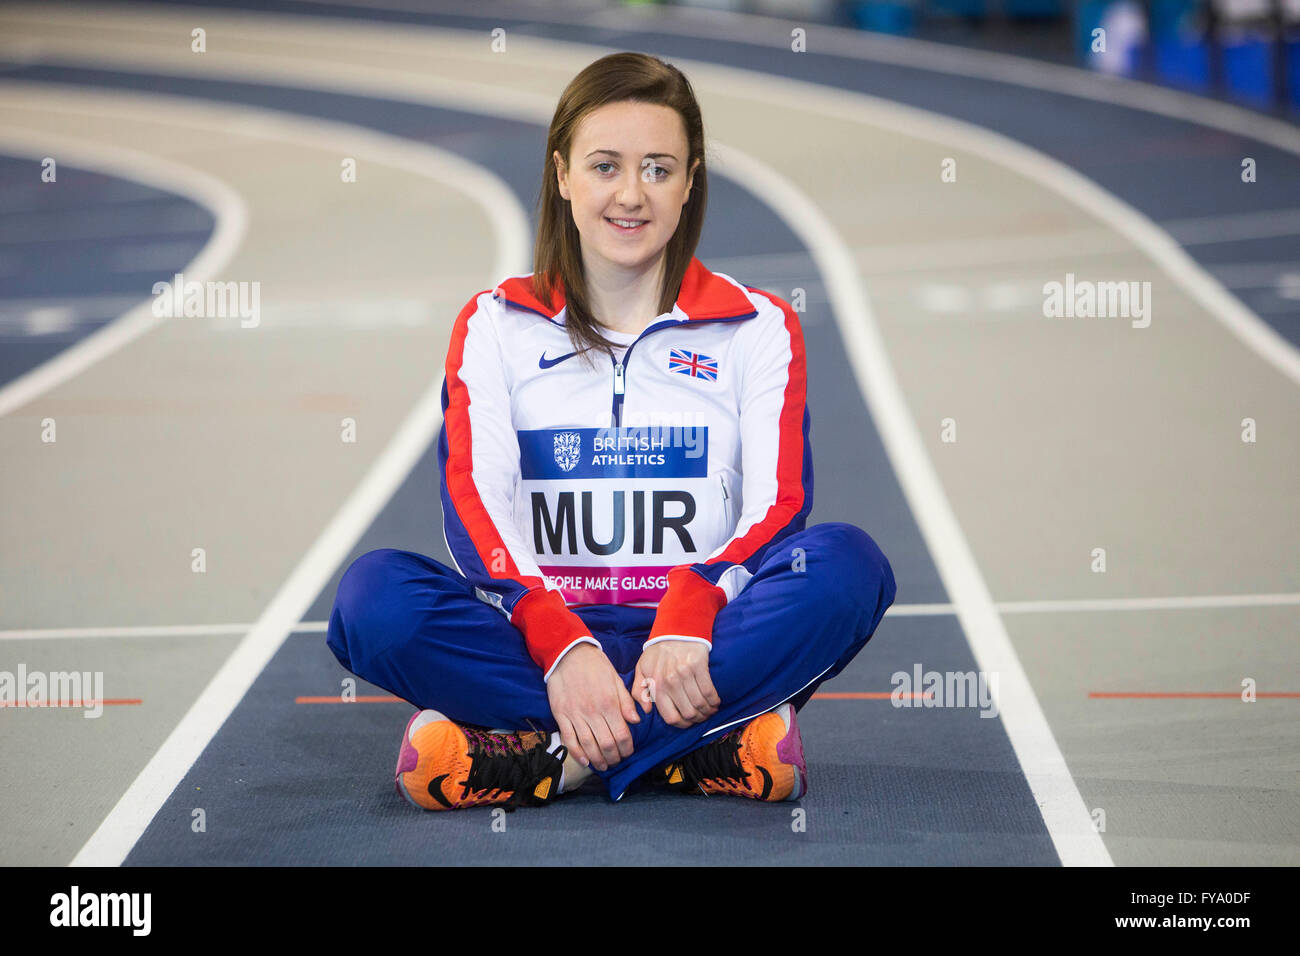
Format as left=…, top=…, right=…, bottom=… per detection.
left=606, top=216, right=649, bottom=234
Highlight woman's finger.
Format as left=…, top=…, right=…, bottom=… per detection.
left=654, top=681, right=685, bottom=728
left=616, top=677, right=642, bottom=726
left=671, top=690, right=700, bottom=725
left=589, top=712, right=622, bottom=768
left=603, top=708, right=635, bottom=761
left=664, top=665, right=702, bottom=724
left=693, top=658, right=721, bottom=711
left=678, top=671, right=714, bottom=724
left=573, top=716, right=606, bottom=771
left=627, top=660, right=647, bottom=714
left=556, top=714, right=588, bottom=768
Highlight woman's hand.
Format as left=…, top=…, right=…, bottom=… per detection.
left=545, top=643, right=640, bottom=771
left=632, top=639, right=721, bottom=729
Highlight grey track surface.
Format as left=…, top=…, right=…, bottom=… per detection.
left=1, top=0, right=1295, bottom=866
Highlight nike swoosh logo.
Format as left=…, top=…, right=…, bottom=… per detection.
left=539, top=351, right=578, bottom=369
left=757, top=766, right=774, bottom=801
left=427, top=773, right=454, bottom=809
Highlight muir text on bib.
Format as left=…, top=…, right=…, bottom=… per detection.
left=517, top=425, right=723, bottom=604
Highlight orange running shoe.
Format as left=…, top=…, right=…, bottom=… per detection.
left=658, top=703, right=807, bottom=801
left=394, top=710, right=566, bottom=811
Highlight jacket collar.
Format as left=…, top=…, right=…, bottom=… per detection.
left=491, top=256, right=756, bottom=324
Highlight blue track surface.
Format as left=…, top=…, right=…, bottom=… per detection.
left=7, top=0, right=1293, bottom=863
left=0, top=154, right=213, bottom=388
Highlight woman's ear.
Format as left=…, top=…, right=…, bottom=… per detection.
left=684, top=156, right=700, bottom=202
left=554, top=149, right=570, bottom=201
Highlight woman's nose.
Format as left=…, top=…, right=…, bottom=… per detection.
left=617, top=168, right=647, bottom=205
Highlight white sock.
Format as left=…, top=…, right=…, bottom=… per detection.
left=547, top=731, right=569, bottom=792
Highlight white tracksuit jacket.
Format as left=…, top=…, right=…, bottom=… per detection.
left=437, top=256, right=813, bottom=678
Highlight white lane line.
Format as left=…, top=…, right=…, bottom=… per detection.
left=998, top=594, right=1300, bottom=614
left=67, top=112, right=530, bottom=869
left=1160, top=208, right=1300, bottom=245
left=0, top=293, right=156, bottom=316
left=0, top=622, right=328, bottom=640
left=886, top=603, right=958, bottom=616
left=714, top=141, right=1111, bottom=866
left=0, top=123, right=247, bottom=419
left=12, top=592, right=1300, bottom=639
left=1200, top=261, right=1300, bottom=286
left=0, top=210, right=210, bottom=243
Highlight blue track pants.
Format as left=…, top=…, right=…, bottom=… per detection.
left=326, top=521, right=896, bottom=800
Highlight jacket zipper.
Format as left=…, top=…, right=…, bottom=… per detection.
left=608, top=313, right=754, bottom=427
left=612, top=357, right=625, bottom=426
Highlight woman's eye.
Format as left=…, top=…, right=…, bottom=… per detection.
left=594, top=162, right=669, bottom=179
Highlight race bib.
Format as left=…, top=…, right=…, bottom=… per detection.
left=517, top=425, right=722, bottom=603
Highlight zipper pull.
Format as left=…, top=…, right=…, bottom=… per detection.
left=613, top=361, right=625, bottom=395
left=719, top=474, right=729, bottom=500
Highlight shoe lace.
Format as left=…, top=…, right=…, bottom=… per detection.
left=677, top=729, right=751, bottom=795
left=460, top=728, right=565, bottom=811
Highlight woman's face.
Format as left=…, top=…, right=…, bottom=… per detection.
left=554, top=101, right=698, bottom=275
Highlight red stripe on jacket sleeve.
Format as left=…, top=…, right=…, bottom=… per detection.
left=443, top=291, right=539, bottom=585
left=443, top=291, right=594, bottom=675
left=715, top=291, right=808, bottom=567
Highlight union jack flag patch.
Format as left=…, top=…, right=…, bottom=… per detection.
left=668, top=348, right=718, bottom=382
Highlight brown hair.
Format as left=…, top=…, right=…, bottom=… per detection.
left=532, top=52, right=708, bottom=371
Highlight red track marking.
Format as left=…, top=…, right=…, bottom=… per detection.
left=297, top=691, right=1300, bottom=704
left=0, top=699, right=142, bottom=707
left=813, top=692, right=929, bottom=699
left=294, top=691, right=931, bottom=704
left=1089, top=692, right=1299, bottom=699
